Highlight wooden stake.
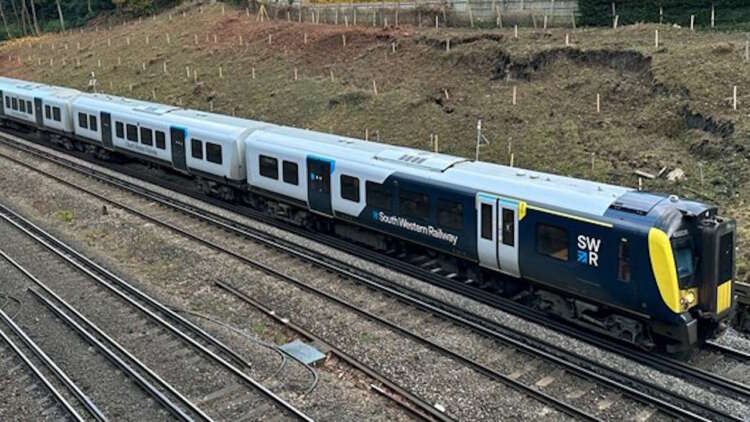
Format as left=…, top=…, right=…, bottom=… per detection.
left=690, top=15, right=695, bottom=31
left=342, top=34, right=346, bottom=48
left=512, top=86, right=517, bottom=105
left=711, top=3, right=715, bottom=28
left=98, top=59, right=101, bottom=68
left=654, top=29, right=659, bottom=48
left=510, top=153, right=514, bottom=167
left=294, top=68, right=298, bottom=81
left=565, top=33, right=570, bottom=46
left=591, top=152, right=595, bottom=172
left=613, top=15, right=618, bottom=29
left=219, top=66, right=223, bottom=79
left=186, top=66, right=190, bottom=78
left=446, top=39, right=450, bottom=52
left=514, top=24, right=518, bottom=39
left=497, top=7, right=503, bottom=28
left=268, top=34, right=272, bottom=44
left=434, top=135, right=439, bottom=152
left=745, top=40, right=749, bottom=62
left=163, top=62, right=168, bottom=74
left=142, top=62, right=146, bottom=71
left=435, top=15, right=439, bottom=30
left=733, top=85, right=738, bottom=110
left=365, top=128, right=368, bottom=141
left=252, top=67, right=256, bottom=79
left=372, top=80, right=378, bottom=96
left=596, top=93, right=601, bottom=113
left=330, top=69, right=334, bottom=82
left=544, top=15, right=548, bottom=30
left=304, top=33, right=308, bottom=44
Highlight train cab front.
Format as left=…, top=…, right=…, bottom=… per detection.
left=648, top=195, right=736, bottom=353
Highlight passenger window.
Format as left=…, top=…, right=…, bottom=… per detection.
left=140, top=127, right=153, bottom=146
left=126, top=124, right=138, bottom=142
left=4, top=97, right=8, bottom=108
left=53, top=107, right=61, bottom=121
left=366, top=181, right=392, bottom=212
left=19, top=100, right=25, bottom=113
left=27, top=101, right=32, bottom=114
left=537, top=224, right=569, bottom=261
left=481, top=203, right=493, bottom=240
left=155, top=131, right=166, bottom=149
left=618, top=239, right=631, bottom=282
left=78, top=112, right=87, bottom=129
left=11, top=97, right=17, bottom=110
left=89, top=115, right=97, bottom=132
left=45, top=105, right=51, bottom=119
left=206, top=142, right=223, bottom=165
left=437, top=199, right=463, bottom=231
left=399, top=189, right=429, bottom=221
left=282, top=161, right=298, bottom=185
left=259, top=155, right=278, bottom=179
left=502, top=208, right=515, bottom=247
left=341, top=175, right=360, bottom=202
left=191, top=139, right=203, bottom=159
left=115, top=122, right=124, bottom=139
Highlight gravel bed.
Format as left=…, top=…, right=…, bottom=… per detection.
left=1, top=136, right=749, bottom=419
left=0, top=255, right=171, bottom=421
left=0, top=141, right=417, bottom=421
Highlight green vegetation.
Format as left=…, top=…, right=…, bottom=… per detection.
left=55, top=209, right=74, bottom=223
left=579, top=0, right=750, bottom=30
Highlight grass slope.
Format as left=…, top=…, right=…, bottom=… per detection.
left=1, top=3, right=749, bottom=278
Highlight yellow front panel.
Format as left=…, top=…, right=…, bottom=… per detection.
left=717, top=281, right=732, bottom=314
left=648, top=228, right=681, bottom=313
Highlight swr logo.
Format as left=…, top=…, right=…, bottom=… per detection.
left=577, top=235, right=601, bottom=267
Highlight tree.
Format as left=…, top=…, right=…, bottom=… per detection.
left=55, top=0, right=64, bottom=31
left=28, top=0, right=39, bottom=35
left=0, top=0, right=11, bottom=39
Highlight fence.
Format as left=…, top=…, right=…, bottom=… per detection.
left=261, top=0, right=578, bottom=28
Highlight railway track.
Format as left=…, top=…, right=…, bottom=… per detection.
left=0, top=307, right=88, bottom=422
left=0, top=133, right=743, bottom=420
left=0, top=201, right=313, bottom=422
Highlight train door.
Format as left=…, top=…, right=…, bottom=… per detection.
left=477, top=194, right=499, bottom=270
left=306, top=156, right=333, bottom=216
left=100, top=112, right=113, bottom=149
left=498, top=200, right=521, bottom=277
left=33, top=98, right=43, bottom=126
left=170, top=127, right=187, bottom=172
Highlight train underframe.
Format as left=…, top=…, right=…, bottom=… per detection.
left=5, top=121, right=722, bottom=354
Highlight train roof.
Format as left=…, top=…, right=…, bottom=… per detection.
left=254, top=125, right=632, bottom=216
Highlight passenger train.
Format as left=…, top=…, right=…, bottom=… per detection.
left=0, top=76, right=736, bottom=353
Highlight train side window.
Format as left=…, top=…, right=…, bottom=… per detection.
left=89, top=115, right=97, bottom=132
left=437, top=199, right=463, bottom=231
left=11, top=97, right=17, bottom=110
left=44, top=105, right=51, bottom=119
left=78, top=112, right=87, bottom=129
left=537, top=224, right=569, bottom=261
left=126, top=124, right=138, bottom=142
left=4, top=97, right=8, bottom=108
left=140, top=127, right=153, bottom=146
left=259, top=155, right=278, bottom=179
left=19, top=100, right=25, bottom=113
left=115, top=122, right=124, bottom=139
left=618, top=238, right=631, bottom=282
left=502, top=208, right=515, bottom=247
left=481, top=203, right=493, bottom=240
left=399, top=189, right=430, bottom=221
left=341, top=175, right=360, bottom=202
left=155, top=131, right=166, bottom=149
left=26, top=101, right=32, bottom=114
left=282, top=161, right=298, bottom=185
left=366, top=181, right=392, bottom=212
left=206, top=143, right=223, bottom=165
left=53, top=107, right=61, bottom=121
left=191, top=139, right=203, bottom=159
